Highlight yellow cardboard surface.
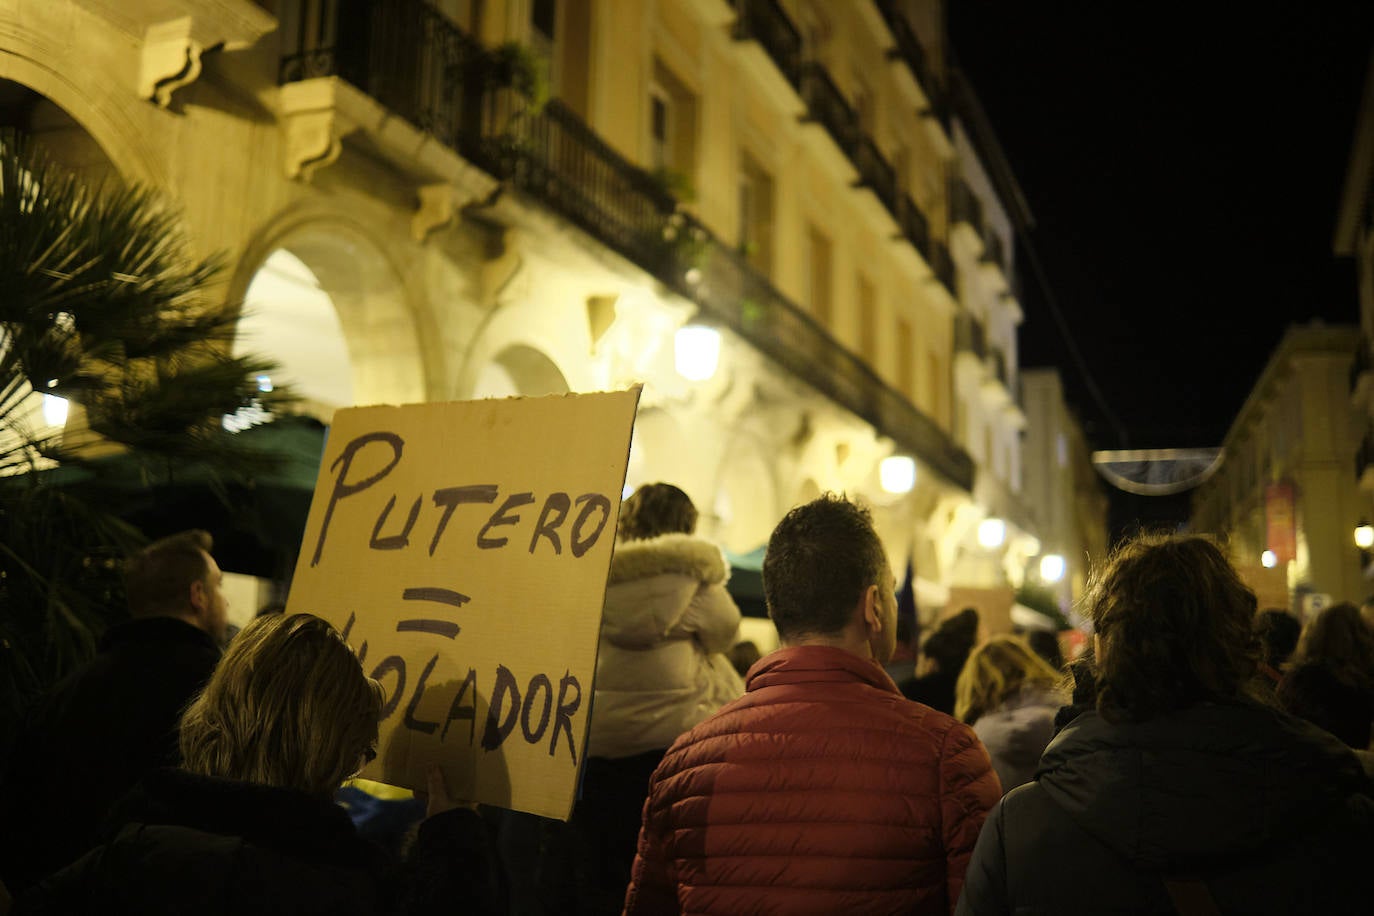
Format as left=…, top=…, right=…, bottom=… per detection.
left=285, top=390, right=640, bottom=820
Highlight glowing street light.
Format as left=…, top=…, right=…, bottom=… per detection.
left=1261, top=550, right=1277, bottom=568
left=879, top=455, right=916, bottom=494
left=1039, top=553, right=1066, bottom=583
left=977, top=517, right=1006, bottom=549
left=674, top=325, right=720, bottom=381
left=42, top=394, right=68, bottom=427
left=1355, top=521, right=1374, bottom=549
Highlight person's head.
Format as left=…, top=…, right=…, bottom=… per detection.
left=954, top=635, right=1063, bottom=724
left=1021, top=628, right=1065, bottom=671
left=1277, top=661, right=1374, bottom=749
left=1086, top=533, right=1257, bottom=723
left=179, top=613, right=383, bottom=798
left=1254, top=608, right=1302, bottom=669
left=920, top=608, right=980, bottom=675
left=1361, top=596, right=1374, bottom=631
left=1292, top=602, right=1374, bottom=684
left=763, top=494, right=895, bottom=662
left=618, top=483, right=698, bottom=541
left=124, top=529, right=228, bottom=641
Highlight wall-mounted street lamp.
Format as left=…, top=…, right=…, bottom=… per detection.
left=879, top=455, right=916, bottom=494
left=1355, top=520, right=1374, bottom=550
left=977, top=517, right=1006, bottom=549
left=1261, top=550, right=1277, bottom=568
left=42, top=394, right=68, bottom=427
left=1039, top=553, right=1066, bottom=583
left=674, top=325, right=720, bottom=381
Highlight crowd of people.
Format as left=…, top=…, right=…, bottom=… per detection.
left=1, top=489, right=1373, bottom=914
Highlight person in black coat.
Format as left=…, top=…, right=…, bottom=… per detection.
left=900, top=608, right=980, bottom=714
left=14, top=612, right=500, bottom=915
left=0, top=530, right=228, bottom=893
left=957, top=534, right=1374, bottom=916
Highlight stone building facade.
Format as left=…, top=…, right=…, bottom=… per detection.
left=1, top=0, right=1066, bottom=631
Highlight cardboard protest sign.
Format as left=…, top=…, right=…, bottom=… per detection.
left=285, top=389, right=640, bottom=820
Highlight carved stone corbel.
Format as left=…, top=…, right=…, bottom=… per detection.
left=139, top=18, right=203, bottom=107
left=282, top=107, right=343, bottom=181
left=412, top=184, right=456, bottom=241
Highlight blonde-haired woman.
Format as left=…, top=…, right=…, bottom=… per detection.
left=954, top=634, right=1065, bottom=793
left=16, top=613, right=498, bottom=915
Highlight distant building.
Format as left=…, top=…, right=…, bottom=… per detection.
left=1191, top=325, right=1368, bottom=615
left=1338, top=47, right=1374, bottom=604
left=1020, top=369, right=1109, bottom=611
left=1, top=0, right=1045, bottom=629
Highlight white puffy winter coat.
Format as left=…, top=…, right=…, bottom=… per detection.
left=587, top=533, right=745, bottom=759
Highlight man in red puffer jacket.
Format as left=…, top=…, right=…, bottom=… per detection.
left=623, top=494, right=1001, bottom=916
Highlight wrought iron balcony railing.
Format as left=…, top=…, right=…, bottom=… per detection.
left=276, top=0, right=971, bottom=488
left=280, top=0, right=482, bottom=150
left=981, top=231, right=1006, bottom=275
left=853, top=135, right=899, bottom=216
left=954, top=312, right=986, bottom=360
left=1351, top=335, right=1371, bottom=394
left=949, top=177, right=984, bottom=232
left=730, top=0, right=802, bottom=89
left=931, top=240, right=957, bottom=296
left=872, top=0, right=949, bottom=125
left=1358, top=430, right=1374, bottom=483
left=666, top=213, right=973, bottom=489
left=897, top=193, right=931, bottom=262
left=799, top=62, right=860, bottom=158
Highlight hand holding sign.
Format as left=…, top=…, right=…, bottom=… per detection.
left=286, top=390, right=640, bottom=820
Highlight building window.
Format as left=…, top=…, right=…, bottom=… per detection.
left=858, top=275, right=877, bottom=364
left=650, top=86, right=671, bottom=170
left=896, top=317, right=914, bottom=397
left=806, top=224, right=833, bottom=328
left=930, top=350, right=948, bottom=428
left=649, top=59, right=697, bottom=179
left=739, top=152, right=774, bottom=277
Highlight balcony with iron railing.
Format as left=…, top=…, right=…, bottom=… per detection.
left=799, top=62, right=860, bottom=159
left=729, top=0, right=802, bottom=89
left=276, top=2, right=972, bottom=490
left=727, top=0, right=953, bottom=299
left=1359, top=429, right=1374, bottom=491
left=852, top=135, right=899, bottom=216
left=1351, top=335, right=1372, bottom=402
left=949, top=176, right=984, bottom=235
left=896, top=193, right=931, bottom=262
left=871, top=0, right=948, bottom=126
left=954, top=312, right=987, bottom=361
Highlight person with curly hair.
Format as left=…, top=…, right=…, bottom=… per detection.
left=957, top=533, right=1374, bottom=915
left=1278, top=602, right=1374, bottom=750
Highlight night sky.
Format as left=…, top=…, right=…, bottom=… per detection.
left=948, top=4, right=1374, bottom=454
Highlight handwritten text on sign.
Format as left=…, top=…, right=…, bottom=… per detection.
left=285, top=391, right=639, bottom=820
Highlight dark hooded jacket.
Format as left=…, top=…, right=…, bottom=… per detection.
left=956, top=700, right=1374, bottom=915
left=13, top=768, right=500, bottom=916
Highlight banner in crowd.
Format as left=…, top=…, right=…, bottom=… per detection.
left=286, top=389, right=640, bottom=820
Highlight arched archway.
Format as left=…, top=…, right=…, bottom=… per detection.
left=471, top=344, right=571, bottom=398
left=230, top=221, right=425, bottom=418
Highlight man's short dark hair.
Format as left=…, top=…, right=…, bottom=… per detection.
left=124, top=530, right=214, bottom=618
left=763, top=494, right=887, bottom=640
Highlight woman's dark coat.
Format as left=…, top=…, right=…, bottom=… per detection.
left=957, top=700, right=1374, bottom=915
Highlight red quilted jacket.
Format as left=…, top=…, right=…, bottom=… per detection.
left=623, top=646, right=1001, bottom=915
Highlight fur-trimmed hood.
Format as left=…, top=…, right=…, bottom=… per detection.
left=607, top=533, right=729, bottom=586
left=601, top=534, right=731, bottom=648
